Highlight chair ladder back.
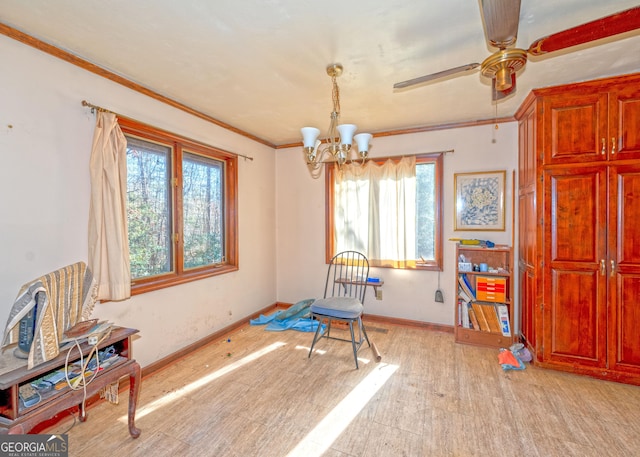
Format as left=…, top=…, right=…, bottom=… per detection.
left=324, top=251, right=369, bottom=303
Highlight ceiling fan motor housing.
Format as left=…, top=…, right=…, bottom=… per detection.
left=481, top=48, right=528, bottom=91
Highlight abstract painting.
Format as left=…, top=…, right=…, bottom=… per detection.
left=454, top=170, right=505, bottom=231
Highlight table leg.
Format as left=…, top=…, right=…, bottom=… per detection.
left=127, top=362, right=141, bottom=438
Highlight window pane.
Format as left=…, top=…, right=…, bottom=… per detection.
left=182, top=152, right=224, bottom=268
left=126, top=137, right=172, bottom=279
left=416, top=162, right=435, bottom=260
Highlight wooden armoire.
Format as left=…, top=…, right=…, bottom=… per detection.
left=515, top=72, right=640, bottom=385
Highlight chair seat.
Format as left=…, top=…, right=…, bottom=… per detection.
left=311, top=297, right=363, bottom=319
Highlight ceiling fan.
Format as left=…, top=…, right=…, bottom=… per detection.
left=394, top=1, right=640, bottom=100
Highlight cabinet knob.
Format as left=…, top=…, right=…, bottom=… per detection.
left=601, top=138, right=606, bottom=155
left=611, top=137, right=616, bottom=155
left=611, top=259, right=616, bottom=277
left=600, top=259, right=606, bottom=276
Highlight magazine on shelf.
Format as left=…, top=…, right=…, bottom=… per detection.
left=496, top=304, right=511, bottom=337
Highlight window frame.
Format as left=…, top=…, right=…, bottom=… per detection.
left=119, top=117, right=238, bottom=295
left=325, top=153, right=443, bottom=270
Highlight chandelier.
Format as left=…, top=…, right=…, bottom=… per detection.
left=301, top=64, right=372, bottom=177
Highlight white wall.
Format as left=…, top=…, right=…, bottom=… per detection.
left=275, top=123, right=518, bottom=327
left=0, top=35, right=277, bottom=367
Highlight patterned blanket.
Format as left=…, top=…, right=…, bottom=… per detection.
left=1, top=262, right=97, bottom=369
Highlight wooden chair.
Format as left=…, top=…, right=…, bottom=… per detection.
left=308, top=251, right=370, bottom=369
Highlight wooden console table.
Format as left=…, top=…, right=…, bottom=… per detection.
left=0, top=327, right=141, bottom=437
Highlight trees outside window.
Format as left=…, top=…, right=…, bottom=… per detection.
left=120, top=118, right=237, bottom=294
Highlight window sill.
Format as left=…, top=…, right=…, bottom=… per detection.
left=130, top=264, right=238, bottom=296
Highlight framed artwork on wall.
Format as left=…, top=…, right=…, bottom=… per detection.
left=454, top=170, right=506, bottom=231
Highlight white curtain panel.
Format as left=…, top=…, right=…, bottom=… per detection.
left=88, top=111, right=131, bottom=301
left=335, top=156, right=416, bottom=268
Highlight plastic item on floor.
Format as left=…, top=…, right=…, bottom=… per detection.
left=498, top=348, right=525, bottom=371
left=250, top=298, right=322, bottom=333
left=509, top=343, right=532, bottom=362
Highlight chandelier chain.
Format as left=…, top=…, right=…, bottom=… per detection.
left=332, top=74, right=341, bottom=115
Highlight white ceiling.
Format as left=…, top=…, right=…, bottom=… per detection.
left=1, top=0, right=639, bottom=147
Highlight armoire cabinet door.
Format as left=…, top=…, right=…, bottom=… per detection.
left=609, top=84, right=640, bottom=161
left=608, top=164, right=640, bottom=374
left=542, top=166, right=608, bottom=368
left=542, top=93, right=608, bottom=165
left=517, top=104, right=538, bottom=352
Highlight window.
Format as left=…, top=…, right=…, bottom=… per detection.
left=119, top=118, right=238, bottom=294
left=326, top=153, right=442, bottom=270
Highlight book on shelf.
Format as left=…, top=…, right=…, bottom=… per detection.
left=471, top=302, right=490, bottom=332
left=458, top=286, right=473, bottom=305
left=459, top=298, right=470, bottom=329
left=458, top=275, right=475, bottom=300
left=467, top=303, right=480, bottom=331
left=462, top=274, right=475, bottom=296
left=496, top=303, right=511, bottom=337
left=480, top=302, right=502, bottom=334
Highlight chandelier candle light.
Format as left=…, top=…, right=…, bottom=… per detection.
left=301, top=64, right=372, bottom=177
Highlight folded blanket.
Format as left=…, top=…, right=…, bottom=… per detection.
left=2, top=262, right=97, bottom=369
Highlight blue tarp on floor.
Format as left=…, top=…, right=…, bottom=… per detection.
left=250, top=298, right=323, bottom=332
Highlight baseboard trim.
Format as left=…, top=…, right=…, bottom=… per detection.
left=363, top=313, right=454, bottom=333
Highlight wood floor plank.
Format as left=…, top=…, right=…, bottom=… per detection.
left=43, top=319, right=640, bottom=456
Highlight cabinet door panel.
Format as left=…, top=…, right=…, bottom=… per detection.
left=543, top=168, right=607, bottom=367
left=519, top=267, right=536, bottom=355
left=518, top=193, right=536, bottom=267
left=549, top=269, right=604, bottom=363
left=542, top=93, right=608, bottom=164
left=518, top=106, right=537, bottom=188
left=549, top=171, right=601, bottom=262
left=613, top=275, right=640, bottom=370
left=609, top=165, right=640, bottom=372
left=610, top=85, right=640, bottom=161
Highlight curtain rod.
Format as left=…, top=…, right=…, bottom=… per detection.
left=81, top=100, right=254, bottom=162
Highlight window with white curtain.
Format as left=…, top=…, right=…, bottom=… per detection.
left=327, top=153, right=443, bottom=270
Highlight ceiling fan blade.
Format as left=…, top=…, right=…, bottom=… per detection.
left=528, top=6, right=640, bottom=56
left=393, top=63, right=480, bottom=89
left=481, top=0, right=522, bottom=49
left=492, top=73, right=517, bottom=101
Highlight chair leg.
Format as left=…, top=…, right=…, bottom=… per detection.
left=359, top=317, right=371, bottom=347
left=348, top=320, right=359, bottom=369
left=308, top=315, right=323, bottom=359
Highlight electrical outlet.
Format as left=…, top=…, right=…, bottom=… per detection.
left=375, top=289, right=383, bottom=300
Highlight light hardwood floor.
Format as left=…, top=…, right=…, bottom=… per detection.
left=46, top=320, right=640, bottom=456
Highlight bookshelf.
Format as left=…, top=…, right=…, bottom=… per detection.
left=455, top=244, right=514, bottom=348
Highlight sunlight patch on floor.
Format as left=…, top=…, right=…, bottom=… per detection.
left=285, top=362, right=399, bottom=457
left=296, top=344, right=371, bottom=365
left=295, top=345, right=326, bottom=355
left=119, top=341, right=286, bottom=422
